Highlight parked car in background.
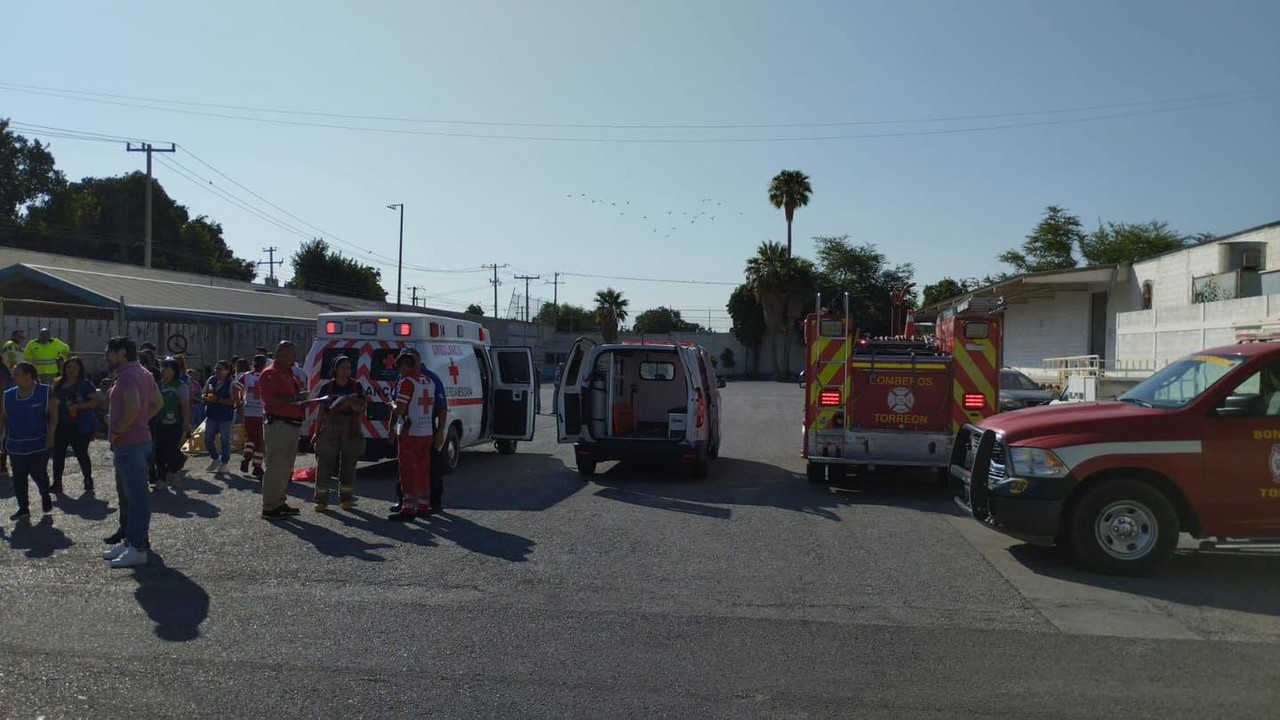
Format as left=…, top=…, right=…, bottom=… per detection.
left=999, top=369, right=1054, bottom=411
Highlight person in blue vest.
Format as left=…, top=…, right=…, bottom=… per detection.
left=0, top=361, right=57, bottom=520
left=202, top=360, right=237, bottom=474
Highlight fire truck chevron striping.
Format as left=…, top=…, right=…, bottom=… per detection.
left=803, top=293, right=1004, bottom=483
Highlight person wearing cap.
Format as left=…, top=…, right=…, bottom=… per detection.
left=24, top=328, right=70, bottom=384
left=3, top=330, right=26, bottom=370
left=259, top=341, right=306, bottom=520
left=388, top=350, right=448, bottom=521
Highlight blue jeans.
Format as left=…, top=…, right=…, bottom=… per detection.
left=205, top=419, right=233, bottom=464
left=114, top=441, right=152, bottom=550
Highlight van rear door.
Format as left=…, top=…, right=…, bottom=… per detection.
left=491, top=346, right=536, bottom=441
left=557, top=338, right=597, bottom=443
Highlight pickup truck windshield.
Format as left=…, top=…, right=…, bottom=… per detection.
left=1119, top=353, right=1243, bottom=409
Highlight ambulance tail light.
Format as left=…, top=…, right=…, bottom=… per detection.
left=394, top=323, right=412, bottom=337
left=324, top=321, right=340, bottom=334
left=429, top=322, right=442, bottom=338
left=819, top=391, right=842, bottom=407
left=963, top=393, right=986, bottom=410
left=479, top=328, right=487, bottom=341
left=695, top=390, right=706, bottom=428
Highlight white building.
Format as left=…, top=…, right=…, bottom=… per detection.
left=925, top=220, right=1280, bottom=382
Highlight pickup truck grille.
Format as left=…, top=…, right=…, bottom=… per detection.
left=967, top=432, right=1006, bottom=484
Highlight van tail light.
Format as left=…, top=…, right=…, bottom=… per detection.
left=394, top=323, right=411, bottom=337
left=819, top=391, right=842, bottom=407
left=479, top=328, right=487, bottom=341
left=429, top=322, right=442, bottom=338
left=696, top=390, right=706, bottom=428
left=963, top=393, right=986, bottom=410
left=324, top=321, right=340, bottom=334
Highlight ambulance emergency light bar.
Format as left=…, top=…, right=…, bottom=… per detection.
left=322, top=316, right=487, bottom=341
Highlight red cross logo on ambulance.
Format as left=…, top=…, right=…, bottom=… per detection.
left=1270, top=443, right=1280, bottom=485
left=887, top=386, right=915, bottom=414
left=448, top=359, right=460, bottom=385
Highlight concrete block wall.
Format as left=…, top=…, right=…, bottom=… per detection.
left=1116, top=294, right=1280, bottom=368
left=1002, top=292, right=1091, bottom=375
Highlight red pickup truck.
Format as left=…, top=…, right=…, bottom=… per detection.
left=952, top=337, right=1280, bottom=574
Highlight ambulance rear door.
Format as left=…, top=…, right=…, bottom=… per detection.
left=491, top=346, right=536, bottom=441
left=557, top=337, right=597, bottom=443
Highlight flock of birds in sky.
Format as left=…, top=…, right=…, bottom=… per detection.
left=565, top=193, right=746, bottom=238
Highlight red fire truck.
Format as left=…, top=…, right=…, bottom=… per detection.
left=802, top=294, right=1004, bottom=483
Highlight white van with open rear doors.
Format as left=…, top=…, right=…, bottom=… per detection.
left=556, top=339, right=724, bottom=478
left=302, top=312, right=536, bottom=471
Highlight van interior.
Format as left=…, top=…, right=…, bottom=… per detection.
left=586, top=349, right=690, bottom=441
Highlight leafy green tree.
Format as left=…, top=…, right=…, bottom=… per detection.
left=536, top=302, right=599, bottom=332
left=719, top=347, right=736, bottom=372
left=923, top=277, right=978, bottom=307
left=813, top=235, right=914, bottom=336
left=594, top=288, right=629, bottom=343
left=998, top=205, right=1082, bottom=274
left=726, top=283, right=766, bottom=376
left=465, top=303, right=485, bottom=316
left=286, top=238, right=386, bottom=301
left=632, top=306, right=703, bottom=334
left=768, top=170, right=812, bottom=257
left=1079, top=220, right=1192, bottom=265
left=745, top=241, right=817, bottom=378
left=0, top=119, right=64, bottom=223
left=21, top=172, right=255, bottom=279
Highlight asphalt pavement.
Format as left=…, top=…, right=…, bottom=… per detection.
left=2, top=382, right=1280, bottom=718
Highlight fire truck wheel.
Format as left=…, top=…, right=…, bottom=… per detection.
left=495, top=439, right=518, bottom=455
left=1068, top=480, right=1178, bottom=575
left=806, top=463, right=827, bottom=484
left=576, top=456, right=597, bottom=477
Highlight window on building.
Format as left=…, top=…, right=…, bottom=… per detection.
left=1141, top=281, right=1153, bottom=310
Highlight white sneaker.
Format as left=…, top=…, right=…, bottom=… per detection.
left=217, top=462, right=230, bottom=474
left=103, top=541, right=130, bottom=561
left=206, top=459, right=220, bottom=472
left=110, top=545, right=148, bottom=568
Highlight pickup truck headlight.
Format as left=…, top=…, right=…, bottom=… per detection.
left=1008, top=447, right=1069, bottom=478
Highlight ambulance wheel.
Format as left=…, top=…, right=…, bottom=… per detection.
left=442, top=426, right=461, bottom=474
left=495, top=439, right=518, bottom=455
left=576, top=456, right=597, bottom=477
left=1067, top=480, right=1178, bottom=576
left=806, top=462, right=827, bottom=485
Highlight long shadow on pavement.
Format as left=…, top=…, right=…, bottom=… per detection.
left=150, top=487, right=221, bottom=519
left=130, top=551, right=211, bottom=642
left=328, top=507, right=439, bottom=549
left=589, top=458, right=955, bottom=521
left=55, top=490, right=114, bottom=521
left=4, top=515, right=73, bottom=558
left=428, top=512, right=535, bottom=562
left=1008, top=542, right=1280, bottom=617
left=273, top=515, right=401, bottom=560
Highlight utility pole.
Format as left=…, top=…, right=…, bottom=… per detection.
left=126, top=142, right=176, bottom=268
left=408, top=285, right=426, bottom=308
left=514, top=274, right=540, bottom=322
left=483, top=263, right=508, bottom=318
left=385, top=204, right=405, bottom=311
left=547, top=272, right=564, bottom=328
left=258, top=246, right=282, bottom=284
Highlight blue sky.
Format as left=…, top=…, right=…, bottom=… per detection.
left=3, top=1, right=1278, bottom=327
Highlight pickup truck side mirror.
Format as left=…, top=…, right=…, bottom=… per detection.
left=1215, top=394, right=1257, bottom=418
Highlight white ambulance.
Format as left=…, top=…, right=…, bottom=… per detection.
left=301, top=312, right=536, bottom=471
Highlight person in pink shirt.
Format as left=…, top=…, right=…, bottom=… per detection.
left=101, top=336, right=163, bottom=569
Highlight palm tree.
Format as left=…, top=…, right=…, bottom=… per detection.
left=768, top=170, right=813, bottom=257
left=594, top=287, right=630, bottom=343
left=745, top=241, right=815, bottom=379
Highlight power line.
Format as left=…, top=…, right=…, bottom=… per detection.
left=4, top=83, right=1276, bottom=143
left=558, top=271, right=738, bottom=286
left=3, top=79, right=1277, bottom=130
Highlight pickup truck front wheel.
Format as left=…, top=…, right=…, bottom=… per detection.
left=1068, top=480, right=1178, bottom=575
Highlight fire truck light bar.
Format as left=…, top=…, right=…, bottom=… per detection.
left=820, top=391, right=842, bottom=407
left=963, top=393, right=985, bottom=410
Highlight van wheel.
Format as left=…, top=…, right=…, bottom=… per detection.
left=495, top=439, right=518, bottom=455
left=442, top=426, right=461, bottom=474
left=806, top=462, right=827, bottom=484
left=576, top=456, right=597, bottom=478
left=1068, top=480, right=1178, bottom=575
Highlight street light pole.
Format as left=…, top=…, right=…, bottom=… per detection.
left=386, top=203, right=404, bottom=311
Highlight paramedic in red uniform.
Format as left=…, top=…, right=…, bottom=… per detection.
left=388, top=350, right=448, bottom=522
left=259, top=341, right=305, bottom=521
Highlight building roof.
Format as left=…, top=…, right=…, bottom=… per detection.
left=919, top=264, right=1122, bottom=317
left=0, top=264, right=329, bottom=323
